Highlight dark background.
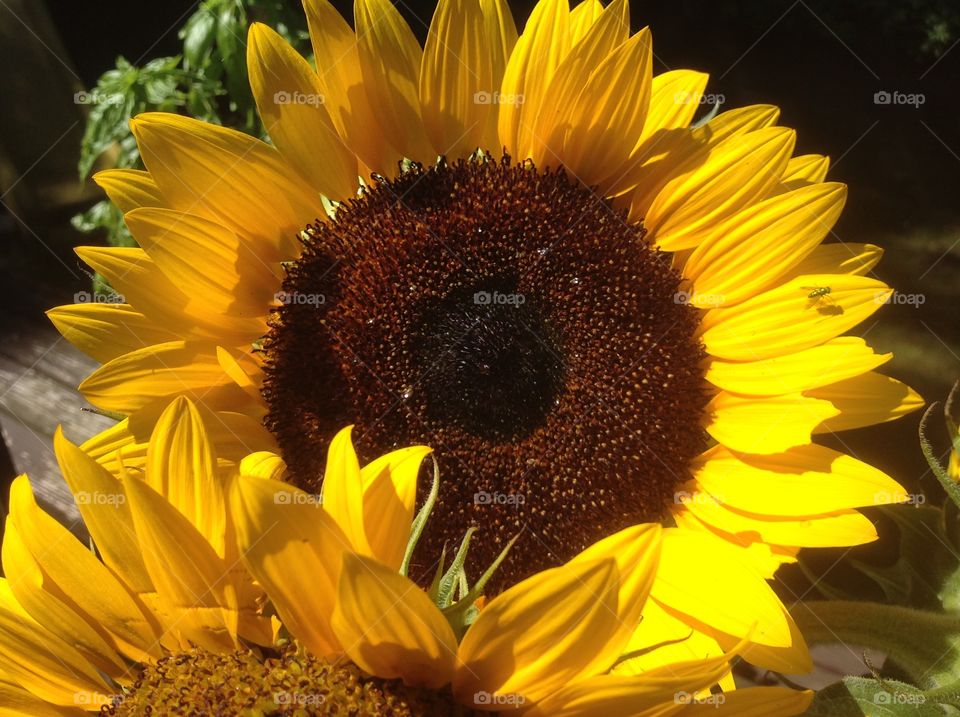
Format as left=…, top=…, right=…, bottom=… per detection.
left=2, top=0, right=959, bottom=529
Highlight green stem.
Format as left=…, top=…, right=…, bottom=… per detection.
left=792, top=600, right=960, bottom=689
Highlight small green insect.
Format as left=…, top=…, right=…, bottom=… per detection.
left=800, top=285, right=842, bottom=314
left=803, top=285, right=831, bottom=299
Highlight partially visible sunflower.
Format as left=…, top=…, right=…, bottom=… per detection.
left=49, top=0, right=922, bottom=679
left=0, top=398, right=811, bottom=716
left=0, top=396, right=272, bottom=712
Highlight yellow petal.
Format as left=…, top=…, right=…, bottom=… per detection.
left=647, top=127, right=796, bottom=251
left=360, top=446, right=432, bottom=571
left=1, top=500, right=141, bottom=673
left=692, top=443, right=908, bottom=516
left=640, top=70, right=710, bottom=141
left=531, top=0, right=631, bottom=171
left=145, top=396, right=226, bottom=556
left=331, top=553, right=457, bottom=688
left=124, top=207, right=280, bottom=321
left=46, top=303, right=179, bottom=364
left=523, top=651, right=738, bottom=717
left=321, top=426, right=371, bottom=555
left=809, top=371, right=924, bottom=433
left=0, top=603, right=111, bottom=708
left=0, top=673, right=86, bottom=716
left=229, top=475, right=347, bottom=655
left=454, top=558, right=619, bottom=705
left=239, top=451, right=287, bottom=481
left=53, top=429, right=153, bottom=595
left=216, top=346, right=264, bottom=401
left=705, top=391, right=839, bottom=455
left=121, top=472, right=239, bottom=651
left=79, top=340, right=247, bottom=415
left=783, top=242, right=883, bottom=278
left=614, top=596, right=732, bottom=692
left=694, top=104, right=780, bottom=143
left=84, top=402, right=275, bottom=477
left=304, top=0, right=400, bottom=176
left=130, top=113, right=322, bottom=260
left=551, top=26, right=654, bottom=186
left=651, top=529, right=791, bottom=649
left=678, top=484, right=879, bottom=547
left=73, top=246, right=263, bottom=345
left=354, top=0, right=433, bottom=162
left=498, top=0, right=570, bottom=159
left=247, top=23, right=357, bottom=200
left=567, top=524, right=662, bottom=662
left=73, top=246, right=203, bottom=337
left=673, top=507, right=801, bottom=580
left=5, top=475, right=160, bottom=663
left=683, top=182, right=847, bottom=307
left=568, top=0, right=603, bottom=42
left=93, top=168, right=164, bottom=212
left=705, top=337, right=890, bottom=395
left=420, top=0, right=494, bottom=158
left=482, top=0, right=518, bottom=78
left=82, top=398, right=278, bottom=475
left=775, top=153, right=830, bottom=193
left=699, top=274, right=891, bottom=361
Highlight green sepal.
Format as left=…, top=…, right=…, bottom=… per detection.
left=400, top=455, right=440, bottom=577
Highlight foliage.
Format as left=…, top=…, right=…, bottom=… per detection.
left=71, top=0, right=309, bottom=255
left=797, top=384, right=960, bottom=715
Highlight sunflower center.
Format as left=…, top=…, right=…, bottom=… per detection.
left=111, top=647, right=480, bottom=715
left=263, top=156, right=709, bottom=588
left=414, top=277, right=564, bottom=440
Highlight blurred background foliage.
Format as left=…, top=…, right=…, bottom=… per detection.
left=72, top=0, right=310, bottom=256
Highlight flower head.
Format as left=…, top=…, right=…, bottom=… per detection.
left=48, top=0, right=922, bottom=678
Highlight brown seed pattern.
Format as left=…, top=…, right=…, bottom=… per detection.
left=263, top=157, right=708, bottom=587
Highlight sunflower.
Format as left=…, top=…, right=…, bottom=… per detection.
left=49, top=0, right=921, bottom=677
left=0, top=398, right=810, bottom=716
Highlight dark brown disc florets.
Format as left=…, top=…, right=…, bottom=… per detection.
left=263, top=156, right=709, bottom=588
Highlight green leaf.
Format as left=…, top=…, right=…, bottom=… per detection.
left=70, top=200, right=134, bottom=248
left=180, top=6, right=218, bottom=70
left=792, top=601, right=960, bottom=689
left=804, top=677, right=947, bottom=716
